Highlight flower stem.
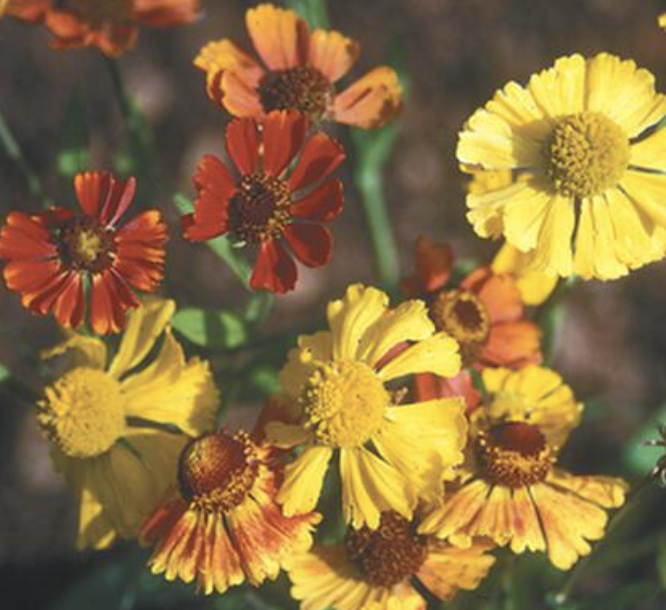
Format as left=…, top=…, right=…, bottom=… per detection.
left=0, top=106, right=51, bottom=206
left=553, top=475, right=653, bottom=604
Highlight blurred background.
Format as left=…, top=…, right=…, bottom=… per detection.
left=1, top=0, right=666, bottom=608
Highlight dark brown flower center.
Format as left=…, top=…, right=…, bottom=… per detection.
left=228, top=173, right=292, bottom=243
left=478, top=421, right=554, bottom=488
left=57, top=216, right=116, bottom=273
left=56, top=0, right=133, bottom=26
left=177, top=431, right=259, bottom=513
left=430, top=289, right=490, bottom=361
left=345, top=511, right=428, bottom=587
left=258, top=66, right=334, bottom=122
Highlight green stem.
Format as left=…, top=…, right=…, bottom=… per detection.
left=0, top=106, right=51, bottom=206
left=554, top=475, right=653, bottom=604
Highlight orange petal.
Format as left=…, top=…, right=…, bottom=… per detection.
left=134, top=0, right=201, bottom=28
left=482, top=321, right=542, bottom=368
left=307, top=28, right=359, bottom=83
left=246, top=3, right=309, bottom=71
left=220, top=70, right=264, bottom=118
left=462, top=268, right=524, bottom=324
left=333, top=66, right=403, bottom=129
left=405, top=236, right=454, bottom=296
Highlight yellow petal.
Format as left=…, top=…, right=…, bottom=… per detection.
left=356, top=299, right=434, bottom=368
left=265, top=421, right=313, bottom=448
left=108, top=297, right=176, bottom=379
left=327, top=284, right=388, bottom=360
left=620, top=170, right=666, bottom=228
left=630, top=127, right=666, bottom=172
left=279, top=331, right=333, bottom=400
left=41, top=333, right=107, bottom=370
left=377, top=333, right=460, bottom=382
left=527, top=54, right=586, bottom=118
left=547, top=469, right=628, bottom=509
left=585, top=53, right=666, bottom=138
left=278, top=445, right=333, bottom=516
left=527, top=192, right=575, bottom=277
left=121, top=331, right=218, bottom=436
left=76, top=485, right=117, bottom=551
left=340, top=447, right=414, bottom=529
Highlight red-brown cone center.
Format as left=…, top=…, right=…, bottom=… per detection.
left=345, top=511, right=428, bottom=587
left=57, top=216, right=116, bottom=273
left=258, top=66, right=334, bottom=122
left=478, top=421, right=553, bottom=488
left=228, top=174, right=292, bottom=242
left=177, top=431, right=259, bottom=512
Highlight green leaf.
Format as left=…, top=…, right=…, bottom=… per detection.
left=248, top=365, right=281, bottom=396
left=57, top=92, right=89, bottom=178
left=0, top=363, right=9, bottom=383
left=172, top=308, right=247, bottom=350
left=622, top=403, right=666, bottom=476
left=285, top=0, right=329, bottom=28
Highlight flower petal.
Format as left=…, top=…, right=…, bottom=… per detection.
left=307, top=29, right=359, bottom=83
left=250, top=238, right=298, bottom=294
left=290, top=178, right=344, bottom=222
left=263, top=110, right=308, bottom=177
left=277, top=444, right=333, bottom=516
left=284, top=223, right=332, bottom=268
left=377, top=333, right=461, bottom=381
left=288, top=132, right=345, bottom=193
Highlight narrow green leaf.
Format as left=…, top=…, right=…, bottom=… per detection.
left=172, top=308, right=247, bottom=350
left=57, top=93, right=89, bottom=178
left=622, top=404, right=666, bottom=476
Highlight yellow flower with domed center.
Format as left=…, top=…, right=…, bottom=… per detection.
left=459, top=53, right=666, bottom=280
left=266, top=284, right=467, bottom=530
left=37, top=298, right=219, bottom=550
left=288, top=510, right=495, bottom=610
left=419, top=365, right=628, bottom=570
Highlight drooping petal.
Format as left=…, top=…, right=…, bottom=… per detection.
left=290, top=179, right=344, bottom=222
left=250, top=238, right=298, bottom=294
left=277, top=444, right=333, bottom=516
left=284, top=223, right=332, bottom=268
left=483, top=321, right=542, bottom=369
left=219, top=70, right=265, bottom=117
left=288, top=132, right=345, bottom=193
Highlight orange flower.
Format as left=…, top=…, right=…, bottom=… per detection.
left=0, top=171, right=167, bottom=334
left=403, top=236, right=542, bottom=369
left=182, top=110, right=345, bottom=294
left=419, top=366, right=628, bottom=571
left=6, top=0, right=200, bottom=56
left=141, top=430, right=320, bottom=594
left=194, top=3, right=403, bottom=128
left=288, top=510, right=495, bottom=610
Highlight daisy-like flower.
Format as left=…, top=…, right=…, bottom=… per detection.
left=6, top=0, right=200, bottom=56
left=194, top=3, right=402, bottom=128
left=403, top=236, right=542, bottom=369
left=182, top=110, right=344, bottom=294
left=265, top=284, right=467, bottom=530
left=288, top=510, right=495, bottom=610
left=0, top=171, right=167, bottom=335
left=459, top=53, right=666, bottom=280
left=140, top=429, right=320, bottom=594
left=419, top=366, right=628, bottom=570
left=659, top=10, right=666, bottom=30
left=466, top=169, right=559, bottom=306
left=37, top=298, right=218, bottom=550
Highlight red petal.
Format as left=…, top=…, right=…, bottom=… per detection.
left=288, top=132, right=345, bottom=192
left=415, top=237, right=454, bottom=295
left=284, top=223, right=332, bottom=268
left=263, top=110, right=308, bottom=177
left=74, top=171, right=109, bottom=218
left=193, top=154, right=236, bottom=195
left=290, top=178, right=343, bottom=222
left=0, top=212, right=57, bottom=260
left=3, top=258, right=62, bottom=294
left=250, top=239, right=297, bottom=294
left=52, top=273, right=85, bottom=329
left=102, top=176, right=137, bottom=227
left=226, top=117, right=260, bottom=175
left=91, top=271, right=138, bottom=335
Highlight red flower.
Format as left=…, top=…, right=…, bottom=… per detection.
left=0, top=171, right=167, bottom=334
left=6, top=0, right=200, bottom=56
left=182, top=110, right=345, bottom=294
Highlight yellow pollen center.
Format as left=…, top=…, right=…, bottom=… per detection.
left=430, top=289, right=490, bottom=361
left=300, top=361, right=389, bottom=448
left=177, top=432, right=259, bottom=513
left=37, top=368, right=126, bottom=459
left=543, top=111, right=630, bottom=198
left=58, top=216, right=116, bottom=273
left=346, top=511, right=428, bottom=587
left=478, top=421, right=555, bottom=488
left=75, top=230, right=103, bottom=264
left=258, top=66, right=334, bottom=122
left=58, top=0, right=133, bottom=26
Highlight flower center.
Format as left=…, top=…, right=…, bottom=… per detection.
left=228, top=173, right=292, bottom=243
left=37, top=368, right=126, bottom=459
left=430, top=289, right=490, bottom=360
left=177, top=431, right=259, bottom=513
left=346, top=511, right=428, bottom=587
left=57, top=0, right=133, bottom=26
left=543, top=111, right=630, bottom=198
left=299, top=361, right=389, bottom=448
left=258, top=66, right=334, bottom=122
left=478, top=421, right=554, bottom=488
left=57, top=216, right=116, bottom=273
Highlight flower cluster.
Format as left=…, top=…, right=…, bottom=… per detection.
left=1, top=2, right=664, bottom=609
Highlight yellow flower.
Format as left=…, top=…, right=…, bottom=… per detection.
left=459, top=53, right=666, bottom=280
left=0, top=0, right=8, bottom=18
left=288, top=510, right=495, bottom=610
left=659, top=11, right=666, bottom=29
left=37, top=298, right=219, bottom=550
left=266, top=284, right=467, bottom=529
left=420, top=366, right=628, bottom=570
